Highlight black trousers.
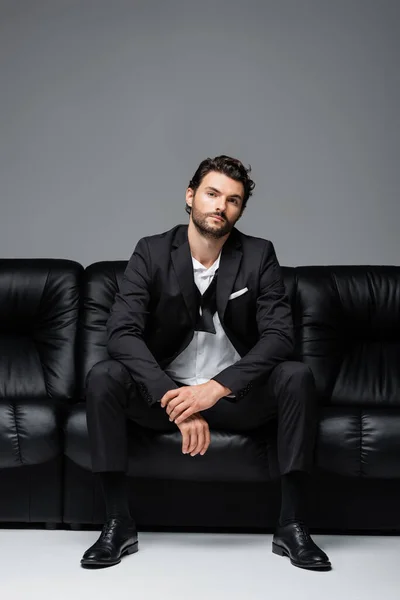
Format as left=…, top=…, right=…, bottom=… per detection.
left=85, top=359, right=318, bottom=477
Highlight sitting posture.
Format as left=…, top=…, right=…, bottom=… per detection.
left=81, top=155, right=331, bottom=571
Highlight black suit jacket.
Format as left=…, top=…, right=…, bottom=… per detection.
left=106, top=224, right=294, bottom=406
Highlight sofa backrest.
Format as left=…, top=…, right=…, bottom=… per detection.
left=78, top=262, right=296, bottom=399
left=78, top=261, right=126, bottom=399
left=4, top=258, right=398, bottom=410
left=79, top=261, right=400, bottom=408
left=0, top=259, right=83, bottom=401
left=295, top=266, right=400, bottom=407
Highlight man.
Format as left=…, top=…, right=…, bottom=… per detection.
left=81, top=155, right=331, bottom=571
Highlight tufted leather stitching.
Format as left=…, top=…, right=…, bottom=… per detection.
left=329, top=271, right=346, bottom=398
left=11, top=400, right=23, bottom=465
left=360, top=408, right=364, bottom=477
left=36, top=267, right=51, bottom=398
left=365, top=270, right=377, bottom=326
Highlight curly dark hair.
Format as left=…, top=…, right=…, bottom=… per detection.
left=185, top=155, right=255, bottom=215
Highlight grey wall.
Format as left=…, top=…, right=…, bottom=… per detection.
left=1, top=0, right=399, bottom=267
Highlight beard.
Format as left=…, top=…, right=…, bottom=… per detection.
left=191, top=205, right=235, bottom=239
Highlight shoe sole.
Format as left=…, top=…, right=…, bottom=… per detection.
left=81, top=540, right=139, bottom=568
left=272, top=542, right=331, bottom=571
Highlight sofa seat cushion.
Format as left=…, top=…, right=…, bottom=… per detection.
left=0, top=398, right=64, bottom=468
left=66, top=403, right=400, bottom=481
left=317, top=406, right=400, bottom=478
left=65, top=402, right=279, bottom=482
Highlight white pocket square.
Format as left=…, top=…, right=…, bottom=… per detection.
left=228, top=287, right=248, bottom=300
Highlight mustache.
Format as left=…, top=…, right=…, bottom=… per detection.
left=209, top=214, right=226, bottom=220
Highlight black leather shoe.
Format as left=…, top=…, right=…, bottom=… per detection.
left=81, top=517, right=139, bottom=568
left=272, top=521, right=331, bottom=570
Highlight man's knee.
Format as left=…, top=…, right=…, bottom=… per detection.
left=273, top=360, right=315, bottom=389
left=85, top=358, right=129, bottom=392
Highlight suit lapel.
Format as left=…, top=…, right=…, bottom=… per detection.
left=171, top=229, right=197, bottom=325
left=171, top=224, right=243, bottom=325
left=216, top=233, right=243, bottom=320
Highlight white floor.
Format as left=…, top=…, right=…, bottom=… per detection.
left=1, top=529, right=399, bottom=600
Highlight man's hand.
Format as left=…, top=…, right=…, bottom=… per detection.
left=160, top=380, right=231, bottom=425
left=175, top=412, right=211, bottom=456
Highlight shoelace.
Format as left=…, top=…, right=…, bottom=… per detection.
left=292, top=522, right=312, bottom=543
left=99, top=519, right=119, bottom=544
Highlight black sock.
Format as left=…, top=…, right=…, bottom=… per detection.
left=279, top=471, right=310, bottom=526
left=99, top=471, right=132, bottom=520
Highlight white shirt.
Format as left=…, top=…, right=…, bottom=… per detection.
left=165, top=253, right=240, bottom=396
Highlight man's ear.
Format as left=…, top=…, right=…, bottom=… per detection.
left=185, top=187, right=194, bottom=209
left=186, top=188, right=194, bottom=208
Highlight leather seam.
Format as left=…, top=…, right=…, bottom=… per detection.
left=360, top=408, right=364, bottom=478
left=12, top=401, right=23, bottom=466
left=330, top=271, right=345, bottom=400
left=37, top=267, right=52, bottom=398
left=365, top=270, right=376, bottom=330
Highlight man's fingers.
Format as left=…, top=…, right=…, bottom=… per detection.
left=182, top=429, right=191, bottom=454
left=190, top=426, right=204, bottom=456
left=200, top=426, right=211, bottom=455
left=174, top=406, right=195, bottom=424
left=187, top=428, right=198, bottom=454
left=169, top=400, right=191, bottom=421
left=166, top=397, right=187, bottom=418
left=160, top=388, right=180, bottom=407
left=160, top=391, right=174, bottom=407
left=178, top=419, right=210, bottom=456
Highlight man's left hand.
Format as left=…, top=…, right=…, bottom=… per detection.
left=160, top=380, right=231, bottom=425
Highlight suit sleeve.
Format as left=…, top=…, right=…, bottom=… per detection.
left=106, top=237, right=179, bottom=406
left=212, top=240, right=294, bottom=399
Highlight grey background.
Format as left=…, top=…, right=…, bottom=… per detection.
left=1, top=0, right=398, bottom=267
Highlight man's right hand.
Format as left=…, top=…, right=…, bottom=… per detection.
left=175, top=412, right=211, bottom=456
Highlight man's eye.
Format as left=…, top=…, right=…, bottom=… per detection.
left=207, top=192, right=215, bottom=197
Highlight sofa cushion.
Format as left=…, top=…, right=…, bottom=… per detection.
left=317, top=406, right=400, bottom=478
left=296, top=266, right=400, bottom=407
left=79, top=262, right=125, bottom=399
left=0, top=259, right=83, bottom=401
left=0, top=398, right=64, bottom=468
left=64, top=402, right=400, bottom=481
left=65, top=402, right=279, bottom=482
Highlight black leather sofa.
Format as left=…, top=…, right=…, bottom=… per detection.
left=1, top=256, right=399, bottom=532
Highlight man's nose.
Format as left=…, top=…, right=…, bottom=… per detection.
left=214, top=197, right=227, bottom=212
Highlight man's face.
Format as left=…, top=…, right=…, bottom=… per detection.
left=186, top=171, right=245, bottom=239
